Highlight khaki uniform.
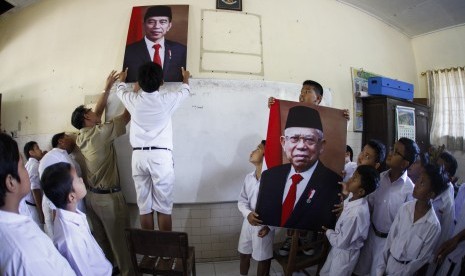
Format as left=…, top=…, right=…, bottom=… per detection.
left=76, top=115, right=133, bottom=276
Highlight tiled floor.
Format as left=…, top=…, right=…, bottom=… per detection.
left=196, top=259, right=318, bottom=276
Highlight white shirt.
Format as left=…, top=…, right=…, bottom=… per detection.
left=116, top=82, right=191, bottom=149
left=367, top=170, right=414, bottom=233
left=0, top=210, right=75, bottom=276
left=446, top=186, right=465, bottom=263
left=377, top=200, right=441, bottom=276
left=39, top=148, right=74, bottom=178
left=145, top=36, right=165, bottom=67
left=431, top=182, right=455, bottom=250
left=282, top=161, right=318, bottom=206
left=237, top=171, right=260, bottom=218
left=54, top=209, right=112, bottom=276
left=326, top=197, right=370, bottom=251
left=454, top=184, right=465, bottom=220
left=24, top=158, right=40, bottom=204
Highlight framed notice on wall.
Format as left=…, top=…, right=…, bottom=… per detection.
left=216, top=0, right=242, bottom=11
left=396, top=106, right=416, bottom=141
left=350, top=67, right=381, bottom=132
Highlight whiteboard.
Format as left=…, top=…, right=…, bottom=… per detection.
left=106, top=79, right=333, bottom=203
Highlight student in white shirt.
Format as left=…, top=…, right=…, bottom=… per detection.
left=342, top=145, right=358, bottom=182
left=41, top=162, right=112, bottom=276
left=354, top=138, right=419, bottom=276
left=320, top=165, right=380, bottom=276
left=0, top=133, right=76, bottom=276
left=22, top=140, right=45, bottom=229
left=238, top=140, right=275, bottom=276
left=320, top=165, right=379, bottom=276
left=116, top=63, right=191, bottom=231
left=376, top=163, right=444, bottom=276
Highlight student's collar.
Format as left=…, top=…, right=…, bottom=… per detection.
left=0, top=209, right=29, bottom=223
left=346, top=197, right=366, bottom=209
left=57, top=208, right=86, bottom=226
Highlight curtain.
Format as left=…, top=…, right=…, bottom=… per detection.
left=427, top=68, right=465, bottom=150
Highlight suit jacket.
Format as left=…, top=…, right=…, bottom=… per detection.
left=255, top=162, right=342, bottom=231
left=123, top=39, right=187, bottom=83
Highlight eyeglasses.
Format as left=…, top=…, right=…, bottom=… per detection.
left=389, top=146, right=406, bottom=160
left=284, top=135, right=320, bottom=146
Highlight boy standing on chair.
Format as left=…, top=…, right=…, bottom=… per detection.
left=238, top=140, right=274, bottom=276
left=116, top=63, right=192, bottom=231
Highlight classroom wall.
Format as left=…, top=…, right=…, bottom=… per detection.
left=0, top=0, right=420, bottom=261
left=411, top=24, right=465, bottom=182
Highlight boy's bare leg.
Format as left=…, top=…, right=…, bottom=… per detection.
left=257, top=259, right=272, bottom=276
left=240, top=253, right=251, bottom=275
left=140, top=212, right=154, bottom=230
left=157, top=212, right=172, bottom=231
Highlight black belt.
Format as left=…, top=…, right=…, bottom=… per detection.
left=25, top=201, right=36, bottom=206
left=371, top=222, right=388, bottom=238
left=89, top=187, right=121, bottom=194
left=133, top=147, right=169, bottom=151
left=390, top=251, right=411, bottom=265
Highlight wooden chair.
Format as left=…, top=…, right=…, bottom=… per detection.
left=273, top=230, right=330, bottom=276
left=125, top=228, right=196, bottom=276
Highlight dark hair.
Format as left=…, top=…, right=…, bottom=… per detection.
left=0, top=133, right=20, bottom=207
left=51, top=132, right=65, bottom=148
left=438, top=151, right=457, bottom=177
left=41, top=162, right=73, bottom=209
left=423, top=163, right=449, bottom=196
left=302, top=80, right=323, bottom=97
left=398, top=137, right=420, bottom=168
left=138, top=62, right=164, bottom=93
left=23, top=141, right=38, bottom=160
left=366, top=139, right=386, bottom=164
left=357, top=165, right=379, bottom=196
left=417, top=152, right=430, bottom=167
left=71, top=105, right=91, bottom=130
left=346, top=145, right=354, bottom=162
left=261, top=140, right=266, bottom=146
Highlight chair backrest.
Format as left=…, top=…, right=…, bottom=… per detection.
left=125, top=228, right=189, bottom=259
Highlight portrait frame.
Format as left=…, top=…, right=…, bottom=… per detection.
left=216, top=0, right=242, bottom=11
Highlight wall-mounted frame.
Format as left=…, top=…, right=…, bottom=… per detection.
left=216, top=0, right=242, bottom=11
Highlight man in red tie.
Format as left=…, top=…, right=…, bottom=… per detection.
left=123, top=5, right=187, bottom=83
left=255, top=106, right=341, bottom=231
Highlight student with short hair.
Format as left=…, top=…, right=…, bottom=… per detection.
left=0, top=133, right=75, bottom=275
left=356, top=139, right=386, bottom=171
left=354, top=137, right=419, bottom=276
left=41, top=162, right=112, bottom=276
left=22, top=140, right=45, bottom=228
left=238, top=140, right=274, bottom=276
left=116, top=63, right=192, bottom=231
left=320, top=165, right=379, bottom=276
left=376, top=164, right=444, bottom=275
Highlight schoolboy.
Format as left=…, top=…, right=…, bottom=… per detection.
left=356, top=139, right=386, bottom=170
left=22, top=141, right=45, bottom=228
left=354, top=137, right=419, bottom=275
left=0, top=133, right=75, bottom=275
left=116, top=63, right=191, bottom=231
left=238, top=140, right=274, bottom=276
left=320, top=165, right=380, bottom=276
left=343, top=145, right=357, bottom=182
left=376, top=164, right=444, bottom=275
left=41, top=162, right=112, bottom=276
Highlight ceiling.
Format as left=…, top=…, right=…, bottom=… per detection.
left=1, top=0, right=465, bottom=37
left=337, top=0, right=465, bottom=37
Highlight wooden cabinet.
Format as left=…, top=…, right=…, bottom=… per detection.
left=362, top=96, right=430, bottom=153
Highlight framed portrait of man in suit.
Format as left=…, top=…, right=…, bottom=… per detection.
left=255, top=100, right=347, bottom=231
left=123, top=5, right=189, bottom=83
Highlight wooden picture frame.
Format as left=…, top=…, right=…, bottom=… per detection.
left=216, top=0, right=242, bottom=11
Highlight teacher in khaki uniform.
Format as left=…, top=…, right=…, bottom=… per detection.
left=70, top=71, right=133, bottom=276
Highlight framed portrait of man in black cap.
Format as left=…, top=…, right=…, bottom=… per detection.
left=123, top=5, right=189, bottom=83
left=255, top=100, right=347, bottom=231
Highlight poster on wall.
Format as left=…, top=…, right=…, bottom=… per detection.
left=350, top=67, right=381, bottom=132
left=123, top=5, right=189, bottom=83
left=396, top=106, right=416, bottom=141
left=255, top=100, right=346, bottom=231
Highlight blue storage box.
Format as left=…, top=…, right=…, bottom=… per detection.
left=368, top=77, right=414, bottom=100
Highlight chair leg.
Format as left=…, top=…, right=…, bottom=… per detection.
left=192, top=251, right=196, bottom=276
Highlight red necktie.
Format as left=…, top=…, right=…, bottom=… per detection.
left=280, top=174, right=304, bottom=226
left=153, top=44, right=162, bottom=67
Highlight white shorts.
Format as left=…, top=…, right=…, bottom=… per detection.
left=237, top=219, right=274, bottom=261
left=132, top=149, right=174, bottom=215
